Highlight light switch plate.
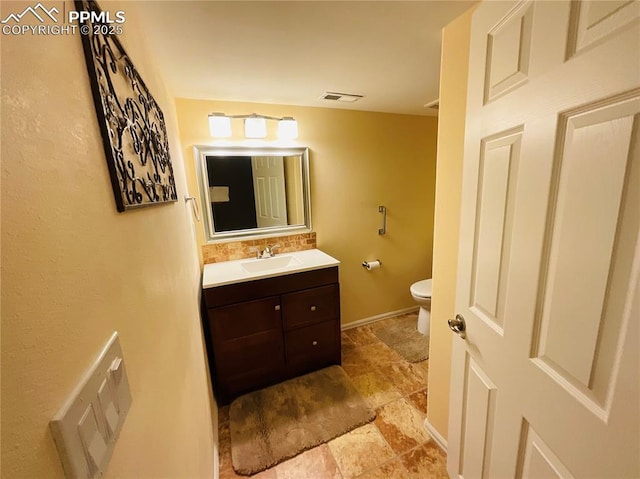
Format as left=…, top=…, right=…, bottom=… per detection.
left=50, top=332, right=132, bottom=479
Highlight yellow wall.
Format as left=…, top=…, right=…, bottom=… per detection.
left=176, top=99, right=438, bottom=325
left=0, top=2, right=215, bottom=478
left=427, top=6, right=476, bottom=441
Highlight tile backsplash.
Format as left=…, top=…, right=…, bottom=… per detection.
left=202, top=232, right=316, bottom=264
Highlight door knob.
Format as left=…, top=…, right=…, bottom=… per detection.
left=310, top=305, right=317, bottom=312
left=448, top=314, right=466, bottom=339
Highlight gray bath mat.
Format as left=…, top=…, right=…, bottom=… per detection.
left=372, top=314, right=430, bottom=362
left=229, top=365, right=375, bottom=475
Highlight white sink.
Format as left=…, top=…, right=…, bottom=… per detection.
left=240, top=255, right=303, bottom=274
left=203, top=249, right=340, bottom=288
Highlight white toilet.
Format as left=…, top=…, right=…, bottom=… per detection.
left=410, top=279, right=432, bottom=336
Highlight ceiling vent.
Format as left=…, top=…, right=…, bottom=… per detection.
left=320, top=92, right=363, bottom=103
left=424, top=98, right=439, bottom=110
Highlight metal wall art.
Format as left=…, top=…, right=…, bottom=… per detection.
left=75, top=0, right=177, bottom=212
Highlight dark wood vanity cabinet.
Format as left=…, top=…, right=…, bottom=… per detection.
left=202, top=266, right=341, bottom=404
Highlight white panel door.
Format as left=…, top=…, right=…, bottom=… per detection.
left=448, top=1, right=640, bottom=477
left=252, top=156, right=288, bottom=228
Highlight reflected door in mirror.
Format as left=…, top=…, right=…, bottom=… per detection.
left=252, top=156, right=288, bottom=228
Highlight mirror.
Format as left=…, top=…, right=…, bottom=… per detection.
left=194, top=145, right=311, bottom=241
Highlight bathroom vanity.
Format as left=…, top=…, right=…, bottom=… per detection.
left=201, top=249, right=341, bottom=404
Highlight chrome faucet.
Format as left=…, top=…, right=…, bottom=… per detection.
left=260, top=244, right=280, bottom=258
left=249, top=244, right=281, bottom=259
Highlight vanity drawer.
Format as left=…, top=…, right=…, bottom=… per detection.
left=208, top=296, right=281, bottom=341
left=285, top=320, right=340, bottom=376
left=282, top=284, right=339, bottom=330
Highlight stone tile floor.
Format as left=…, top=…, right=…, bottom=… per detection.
left=218, top=312, right=448, bottom=479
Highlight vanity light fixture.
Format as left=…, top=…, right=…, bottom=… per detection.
left=244, top=115, right=267, bottom=138
left=277, top=117, right=299, bottom=140
left=208, top=113, right=232, bottom=138
left=208, top=112, right=299, bottom=139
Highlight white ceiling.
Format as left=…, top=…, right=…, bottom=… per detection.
left=136, top=1, right=476, bottom=116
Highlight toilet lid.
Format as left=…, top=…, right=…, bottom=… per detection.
left=411, top=279, right=432, bottom=298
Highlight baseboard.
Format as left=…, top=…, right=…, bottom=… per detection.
left=424, top=419, right=448, bottom=452
left=341, top=306, right=419, bottom=330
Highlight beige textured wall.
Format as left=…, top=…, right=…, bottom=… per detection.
left=427, top=5, right=476, bottom=441
left=176, top=99, right=438, bottom=325
left=0, top=2, right=215, bottom=478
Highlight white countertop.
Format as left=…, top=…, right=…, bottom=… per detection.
left=202, top=248, right=340, bottom=289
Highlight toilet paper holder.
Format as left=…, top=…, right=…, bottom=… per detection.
left=362, top=260, right=382, bottom=270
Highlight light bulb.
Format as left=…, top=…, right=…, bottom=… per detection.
left=278, top=117, right=298, bottom=139
left=244, top=117, right=267, bottom=138
left=208, top=114, right=231, bottom=138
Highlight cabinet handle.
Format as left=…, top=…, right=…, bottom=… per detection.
left=275, top=305, right=281, bottom=311
left=312, top=340, right=318, bottom=346
left=310, top=305, right=317, bottom=312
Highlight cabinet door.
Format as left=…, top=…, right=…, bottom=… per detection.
left=285, top=320, right=341, bottom=377
left=282, top=284, right=339, bottom=330
left=208, top=296, right=285, bottom=400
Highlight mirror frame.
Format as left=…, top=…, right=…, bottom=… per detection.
left=193, top=145, right=312, bottom=242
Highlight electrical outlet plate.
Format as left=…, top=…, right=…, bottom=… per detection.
left=50, top=332, right=132, bottom=479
